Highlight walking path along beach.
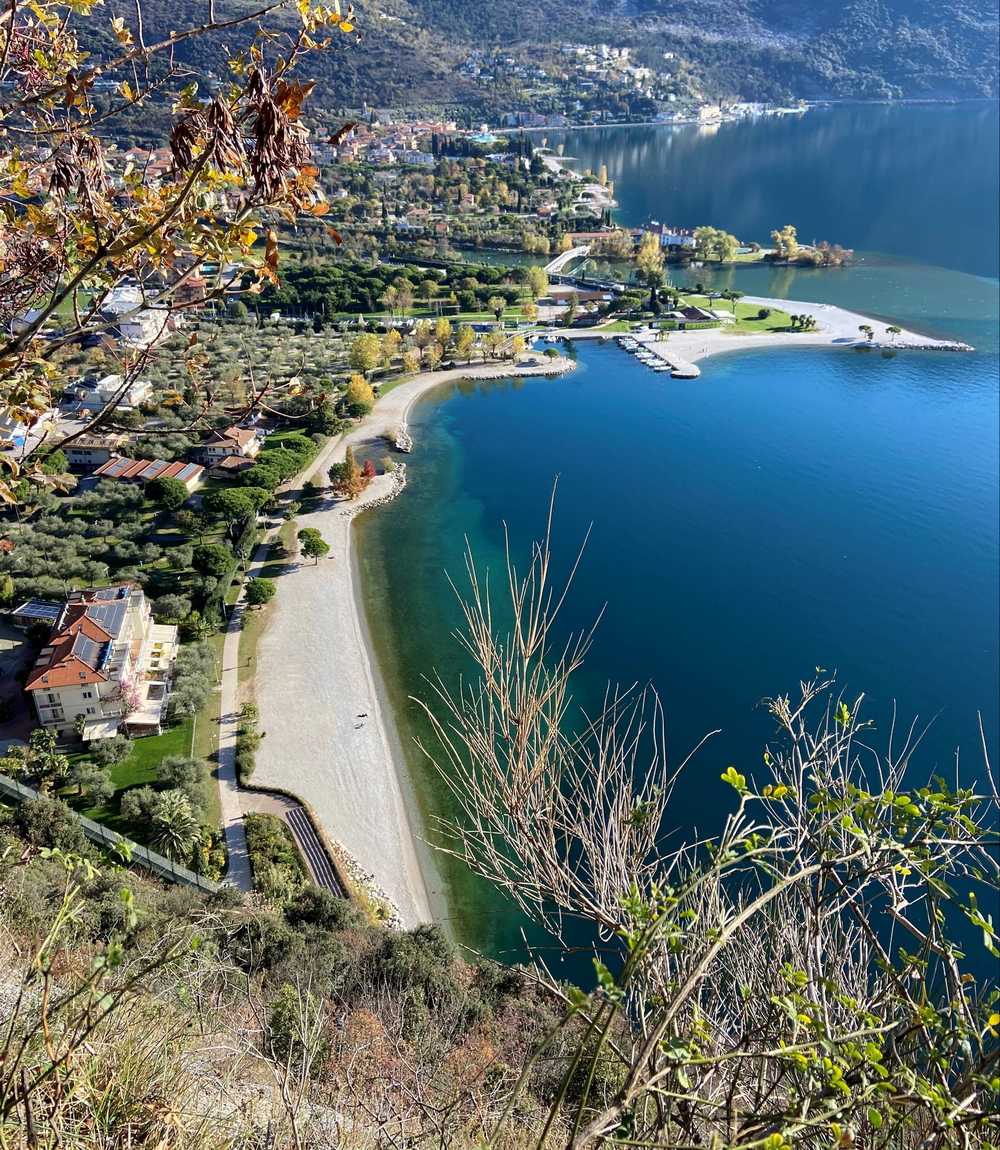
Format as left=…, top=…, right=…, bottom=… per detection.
left=245, top=355, right=576, bottom=926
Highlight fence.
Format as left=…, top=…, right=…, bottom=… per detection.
left=0, top=772, right=221, bottom=894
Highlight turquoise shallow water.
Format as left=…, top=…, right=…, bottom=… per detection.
left=357, top=105, right=999, bottom=969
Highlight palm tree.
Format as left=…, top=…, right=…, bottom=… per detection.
left=151, top=791, right=200, bottom=862
left=886, top=325, right=902, bottom=344
left=858, top=324, right=875, bottom=343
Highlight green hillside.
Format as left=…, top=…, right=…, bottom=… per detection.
left=96, top=0, right=997, bottom=113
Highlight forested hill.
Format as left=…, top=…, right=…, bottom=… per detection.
left=622, top=0, right=1000, bottom=100
left=101, top=0, right=997, bottom=113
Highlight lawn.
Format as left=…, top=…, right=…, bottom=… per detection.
left=74, top=717, right=195, bottom=832
left=67, top=630, right=225, bottom=836
left=679, top=294, right=793, bottom=333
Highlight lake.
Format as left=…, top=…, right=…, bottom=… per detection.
left=357, top=103, right=1000, bottom=967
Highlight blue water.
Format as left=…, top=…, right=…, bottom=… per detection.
left=548, top=102, right=1000, bottom=279
left=358, top=105, right=1000, bottom=966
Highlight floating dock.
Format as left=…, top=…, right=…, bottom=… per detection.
left=616, top=335, right=701, bottom=378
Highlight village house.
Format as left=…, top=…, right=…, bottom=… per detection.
left=24, top=583, right=179, bottom=740
left=63, top=433, right=130, bottom=469
left=0, top=406, right=56, bottom=449
left=196, top=425, right=263, bottom=476
left=61, top=374, right=153, bottom=415
left=92, top=456, right=204, bottom=492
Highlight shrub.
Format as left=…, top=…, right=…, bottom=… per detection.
left=285, top=885, right=365, bottom=933
left=245, top=578, right=276, bottom=607
left=153, top=594, right=192, bottom=622
left=157, top=755, right=202, bottom=790
left=15, top=796, right=88, bottom=853
left=370, top=925, right=461, bottom=1013
left=192, top=542, right=234, bottom=577
left=169, top=642, right=216, bottom=718
left=90, top=734, right=131, bottom=767
left=119, top=785, right=158, bottom=823
left=69, top=763, right=114, bottom=804
left=146, top=476, right=190, bottom=511
left=235, top=731, right=259, bottom=784
left=244, top=813, right=308, bottom=903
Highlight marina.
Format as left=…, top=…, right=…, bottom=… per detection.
left=617, top=334, right=702, bottom=378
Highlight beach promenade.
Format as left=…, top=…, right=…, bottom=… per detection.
left=247, top=354, right=575, bottom=925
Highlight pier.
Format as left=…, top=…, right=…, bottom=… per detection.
left=636, top=336, right=701, bottom=378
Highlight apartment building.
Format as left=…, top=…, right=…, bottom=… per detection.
left=24, top=584, right=178, bottom=740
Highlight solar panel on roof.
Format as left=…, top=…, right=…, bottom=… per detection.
left=86, top=598, right=128, bottom=636
left=70, top=632, right=104, bottom=668
left=13, top=600, right=61, bottom=621
left=175, top=464, right=200, bottom=481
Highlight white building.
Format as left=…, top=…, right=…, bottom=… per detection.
left=25, top=584, right=178, bottom=740
left=197, top=424, right=263, bottom=469
left=67, top=374, right=153, bottom=414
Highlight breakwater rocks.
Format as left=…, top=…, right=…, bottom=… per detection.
left=395, top=424, right=414, bottom=453
left=330, top=839, right=402, bottom=929
left=340, top=464, right=408, bottom=519
left=865, top=340, right=975, bottom=353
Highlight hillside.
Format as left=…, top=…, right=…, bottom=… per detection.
left=97, top=0, right=997, bottom=117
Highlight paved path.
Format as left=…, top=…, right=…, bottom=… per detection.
left=241, top=790, right=344, bottom=894
left=218, top=599, right=252, bottom=890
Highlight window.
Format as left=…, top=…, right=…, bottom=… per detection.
left=85, top=707, right=96, bottom=715
left=47, top=693, right=59, bottom=704
left=82, top=690, right=93, bottom=699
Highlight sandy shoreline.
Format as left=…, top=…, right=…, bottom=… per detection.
left=251, top=354, right=575, bottom=926
left=249, top=291, right=970, bottom=926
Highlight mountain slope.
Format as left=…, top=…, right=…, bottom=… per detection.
left=99, top=0, right=998, bottom=111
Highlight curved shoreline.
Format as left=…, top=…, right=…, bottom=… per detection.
left=251, top=354, right=576, bottom=926
left=247, top=290, right=970, bottom=926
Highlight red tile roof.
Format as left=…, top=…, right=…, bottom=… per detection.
left=93, top=456, right=203, bottom=484
left=25, top=583, right=136, bottom=692
left=26, top=631, right=109, bottom=689
left=205, top=425, right=258, bottom=450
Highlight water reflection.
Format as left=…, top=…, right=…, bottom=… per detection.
left=547, top=103, right=999, bottom=279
